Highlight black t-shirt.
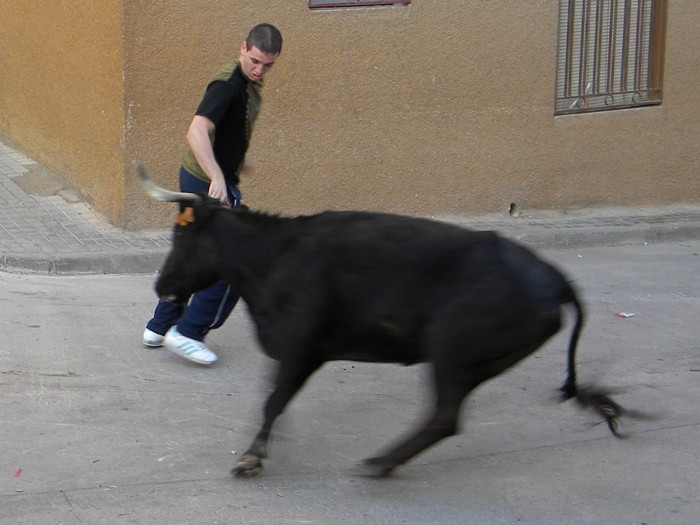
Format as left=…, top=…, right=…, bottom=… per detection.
left=183, top=60, right=262, bottom=186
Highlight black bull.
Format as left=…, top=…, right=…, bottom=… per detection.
left=139, top=167, right=623, bottom=478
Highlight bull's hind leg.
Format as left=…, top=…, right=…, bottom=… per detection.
left=357, top=370, right=476, bottom=478
left=233, top=359, right=321, bottom=477
left=357, top=312, right=562, bottom=477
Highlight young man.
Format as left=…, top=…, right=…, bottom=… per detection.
left=142, top=23, right=282, bottom=365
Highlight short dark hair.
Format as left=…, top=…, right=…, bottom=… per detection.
left=246, top=23, right=283, bottom=55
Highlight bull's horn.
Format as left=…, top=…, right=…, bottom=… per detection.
left=136, top=164, right=202, bottom=203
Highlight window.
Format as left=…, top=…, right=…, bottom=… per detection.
left=555, top=0, right=666, bottom=115
left=309, top=0, right=410, bottom=8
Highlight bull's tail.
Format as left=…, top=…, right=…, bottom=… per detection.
left=559, top=285, right=625, bottom=435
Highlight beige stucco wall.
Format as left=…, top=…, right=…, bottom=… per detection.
left=0, top=0, right=125, bottom=222
left=1, top=1, right=698, bottom=230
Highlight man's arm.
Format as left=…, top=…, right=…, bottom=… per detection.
left=186, top=115, right=230, bottom=206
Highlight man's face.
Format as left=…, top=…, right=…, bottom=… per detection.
left=239, top=42, right=279, bottom=82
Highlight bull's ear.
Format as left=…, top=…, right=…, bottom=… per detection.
left=175, top=207, right=195, bottom=226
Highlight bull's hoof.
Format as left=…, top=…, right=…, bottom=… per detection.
left=350, top=458, right=395, bottom=478
left=232, top=454, right=264, bottom=478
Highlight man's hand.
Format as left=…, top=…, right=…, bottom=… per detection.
left=208, top=176, right=231, bottom=207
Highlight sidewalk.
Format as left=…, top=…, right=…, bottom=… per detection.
left=0, top=141, right=170, bottom=274
left=1, top=140, right=699, bottom=275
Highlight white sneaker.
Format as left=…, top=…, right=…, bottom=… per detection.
left=143, top=328, right=165, bottom=347
left=163, top=327, right=218, bottom=365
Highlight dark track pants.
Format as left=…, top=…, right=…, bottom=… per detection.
left=145, top=166, right=241, bottom=341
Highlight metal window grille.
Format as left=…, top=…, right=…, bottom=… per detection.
left=555, top=0, right=666, bottom=115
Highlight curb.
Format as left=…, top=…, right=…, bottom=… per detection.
left=1, top=248, right=166, bottom=275
left=2, top=217, right=698, bottom=276
left=500, top=221, right=700, bottom=250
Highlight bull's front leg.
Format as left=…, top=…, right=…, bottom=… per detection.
left=233, top=360, right=321, bottom=477
left=232, top=390, right=287, bottom=477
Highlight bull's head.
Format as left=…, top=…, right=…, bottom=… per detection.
left=137, top=165, right=224, bottom=304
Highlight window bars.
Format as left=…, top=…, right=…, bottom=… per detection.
left=555, top=0, right=666, bottom=115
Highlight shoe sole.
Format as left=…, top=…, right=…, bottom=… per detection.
left=166, top=350, right=216, bottom=365
left=143, top=340, right=164, bottom=348
left=164, top=343, right=217, bottom=365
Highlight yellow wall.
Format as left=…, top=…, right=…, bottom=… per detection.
left=0, top=0, right=125, bottom=222
left=1, top=1, right=699, bottom=230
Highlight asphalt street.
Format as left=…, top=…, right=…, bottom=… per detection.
left=1, top=239, right=699, bottom=524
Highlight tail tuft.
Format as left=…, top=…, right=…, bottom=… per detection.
left=561, top=383, right=625, bottom=436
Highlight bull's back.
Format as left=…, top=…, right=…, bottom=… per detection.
left=307, top=212, right=571, bottom=307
